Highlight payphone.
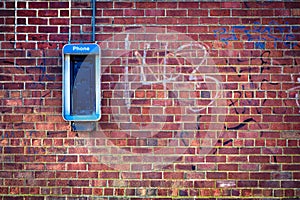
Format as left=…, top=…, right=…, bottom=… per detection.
left=62, top=44, right=101, bottom=121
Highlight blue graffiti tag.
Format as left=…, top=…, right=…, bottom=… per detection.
left=213, top=21, right=299, bottom=49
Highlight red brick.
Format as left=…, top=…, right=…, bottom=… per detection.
left=0, top=26, right=14, bottom=32
left=78, top=172, right=98, bottom=179
left=124, top=9, right=144, bottom=16
left=88, top=164, right=110, bottom=171
left=221, top=2, right=241, bottom=8
left=210, top=9, right=230, bottom=16
left=93, top=188, right=103, bottom=196
left=36, top=123, right=55, bottom=130
left=188, top=10, right=209, bottom=16
left=285, top=2, right=300, bottom=8
left=50, top=2, right=69, bottom=8
left=283, top=148, right=300, bottom=154
left=207, top=172, right=227, bottom=179
left=29, top=2, right=48, bottom=8
left=249, top=156, right=270, bottom=163
left=206, top=156, right=226, bottom=162
left=103, top=10, right=123, bottom=16
left=233, top=10, right=252, bottom=18
left=252, top=9, right=274, bottom=16
left=50, top=18, right=69, bottom=25
left=16, top=42, right=35, bottom=49
left=238, top=181, right=258, bottom=187
left=293, top=172, right=300, bottom=179
left=100, top=172, right=119, bottom=179
left=0, top=187, right=9, bottom=194
left=67, top=164, right=86, bottom=171
left=49, top=34, right=69, bottom=41
left=82, top=188, right=92, bottom=195
left=56, top=171, right=76, bottom=179
left=5, top=17, right=14, bottom=25
left=1, top=2, right=300, bottom=198
left=4, top=147, right=24, bottom=154
left=218, top=164, right=238, bottom=171
left=2, top=83, right=23, bottom=89
left=145, top=10, right=165, bottom=16
left=70, top=180, right=89, bottom=187
left=5, top=2, right=15, bottom=8
left=164, top=172, right=184, bottom=179
left=3, top=115, right=23, bottom=122
left=16, top=1, right=25, bottom=8
left=38, top=26, right=58, bottom=33
left=186, top=172, right=205, bottom=180
left=229, top=172, right=249, bottom=179
left=167, top=10, right=187, bottom=16
left=38, top=10, right=58, bottom=17
left=136, top=2, right=156, bottom=8
left=0, top=42, right=14, bottom=50
left=179, top=2, right=199, bottom=8
left=96, top=2, right=112, bottom=8
left=71, top=17, right=91, bottom=25
left=17, top=10, right=36, bottom=16
left=114, top=2, right=133, bottom=8
left=188, top=26, right=208, bottom=33
left=240, top=164, right=259, bottom=171
left=250, top=173, right=271, bottom=180
left=3, top=101, right=17, bottom=112
left=16, top=26, right=37, bottom=33
left=284, top=116, right=300, bottom=122
left=201, top=2, right=221, bottom=8
left=219, top=17, right=240, bottom=24
left=60, top=10, right=69, bottom=17
left=28, top=17, right=47, bottom=25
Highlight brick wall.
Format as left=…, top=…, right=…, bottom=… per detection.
left=1, top=1, right=300, bottom=199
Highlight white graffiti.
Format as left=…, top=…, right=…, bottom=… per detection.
left=287, top=85, right=300, bottom=113
left=124, top=34, right=130, bottom=109
left=121, top=41, right=223, bottom=113
left=88, top=27, right=227, bottom=171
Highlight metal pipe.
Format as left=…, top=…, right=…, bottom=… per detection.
left=68, top=0, right=71, bottom=43
left=14, top=0, right=17, bottom=49
left=91, top=0, right=96, bottom=42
